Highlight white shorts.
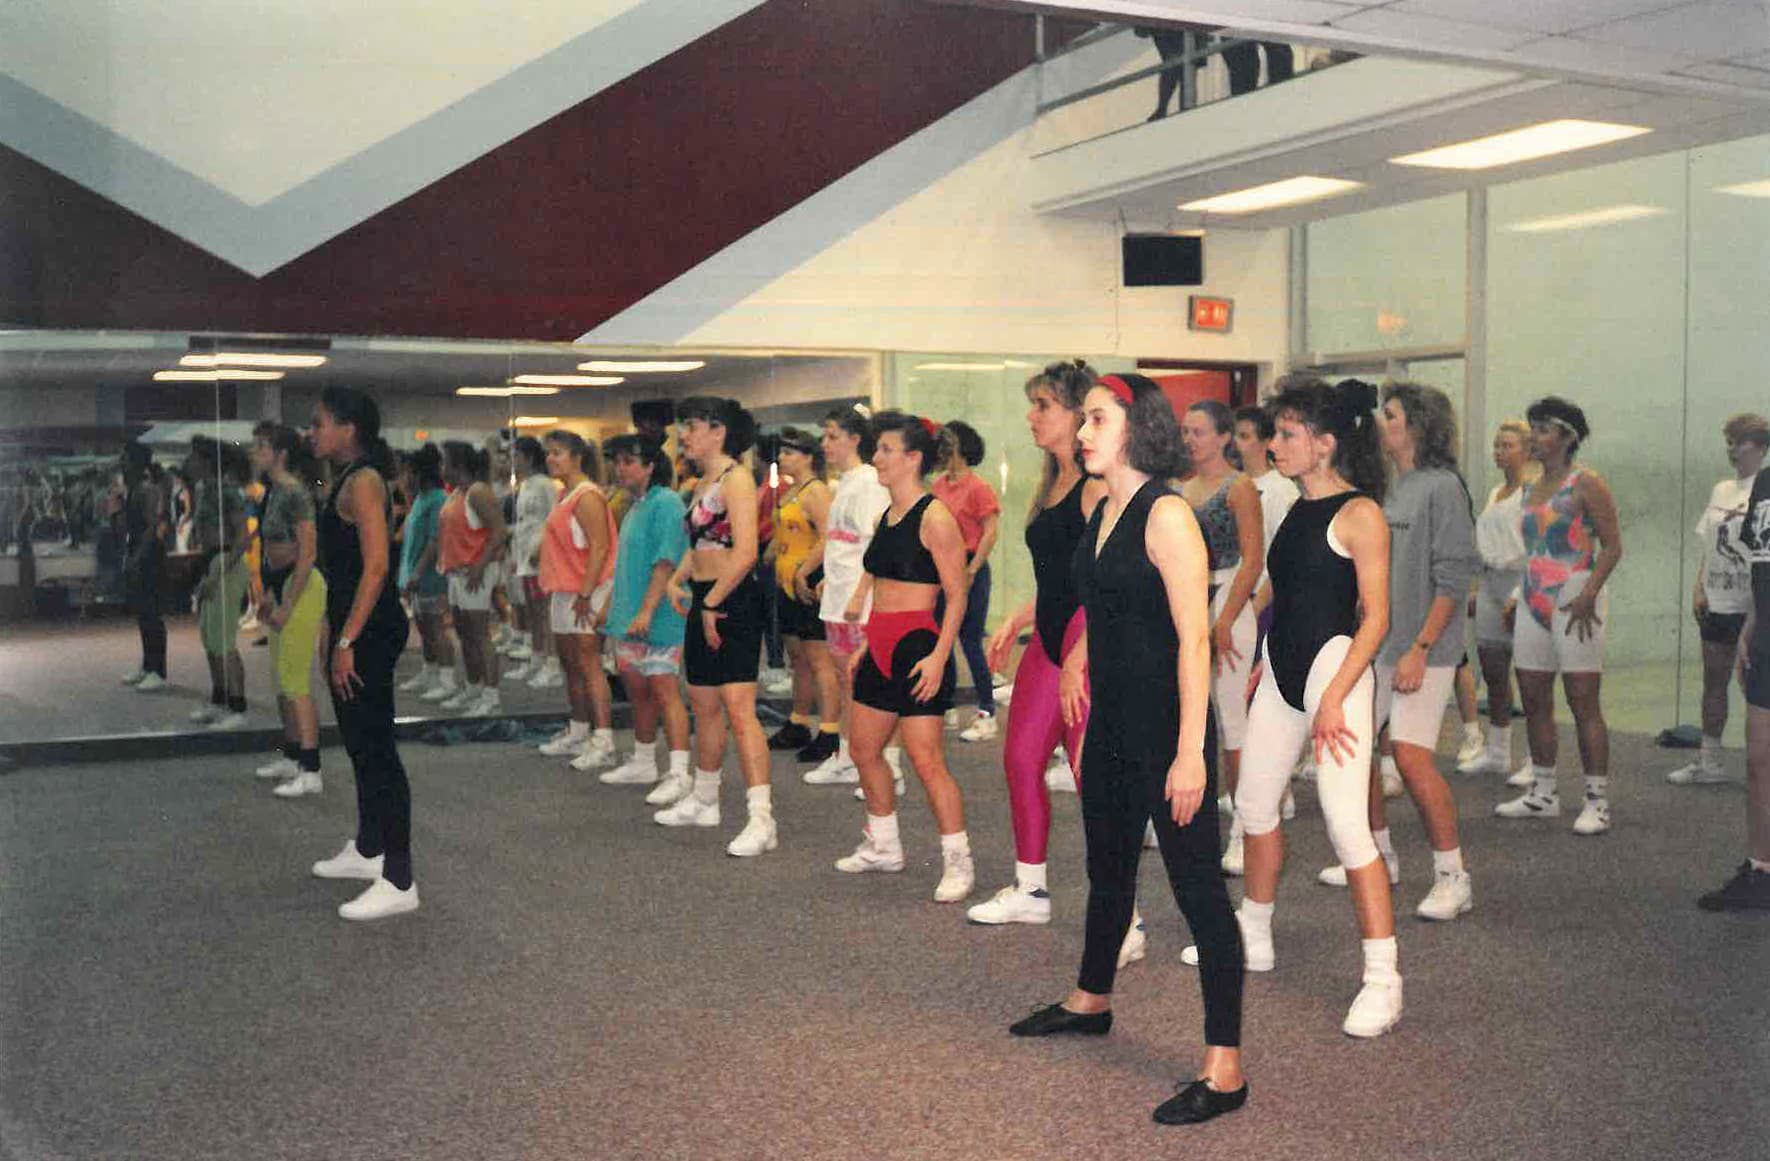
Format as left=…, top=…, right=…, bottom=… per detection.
left=448, top=569, right=495, bottom=612
left=1512, top=571, right=1606, bottom=674
left=1373, top=662, right=1457, bottom=749
left=1473, top=567, right=1519, bottom=648
left=505, top=559, right=528, bottom=606
left=550, top=582, right=612, bottom=636
left=1209, top=576, right=1258, bottom=750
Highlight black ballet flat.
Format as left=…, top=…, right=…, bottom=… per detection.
left=1152, top=1079, right=1249, bottom=1125
left=1009, top=1003, right=1112, bottom=1038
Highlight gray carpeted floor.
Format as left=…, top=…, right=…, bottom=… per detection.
left=2, top=723, right=1767, bottom=1161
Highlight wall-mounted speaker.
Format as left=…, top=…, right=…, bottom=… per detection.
left=1121, top=234, right=1203, bottom=287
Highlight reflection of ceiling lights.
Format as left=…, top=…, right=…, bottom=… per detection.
left=1503, top=204, right=1668, bottom=233
left=512, top=415, right=561, bottom=427
left=511, top=374, right=624, bottom=387
left=914, top=362, right=1007, bottom=372
left=154, top=369, right=285, bottom=381
left=181, top=352, right=328, bottom=369
left=456, top=386, right=560, bottom=397
left=1180, top=177, right=1362, bottom=215
left=1716, top=179, right=1770, bottom=197
left=1391, top=120, right=1650, bottom=170
left=577, top=360, right=705, bottom=373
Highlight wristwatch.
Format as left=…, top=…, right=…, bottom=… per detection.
left=336, top=635, right=354, bottom=651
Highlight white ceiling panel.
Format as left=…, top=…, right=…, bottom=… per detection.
left=1383, top=0, right=1694, bottom=37
left=1733, top=49, right=1770, bottom=66
left=1579, top=0, right=1770, bottom=60
left=1328, top=8, right=1541, bottom=52
left=1512, top=34, right=1701, bottom=76
left=1677, top=61, right=1770, bottom=87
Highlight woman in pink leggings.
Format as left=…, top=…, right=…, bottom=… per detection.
left=968, top=361, right=1106, bottom=927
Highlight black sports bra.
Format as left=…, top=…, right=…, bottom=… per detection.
left=863, top=493, right=941, bottom=585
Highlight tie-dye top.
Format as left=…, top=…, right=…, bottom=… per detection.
left=1520, top=468, right=1594, bottom=629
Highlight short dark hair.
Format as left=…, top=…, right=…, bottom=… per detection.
left=943, top=420, right=985, bottom=467
left=677, top=396, right=756, bottom=457
left=1267, top=376, right=1386, bottom=501
left=602, top=434, right=672, bottom=490
left=871, top=411, right=941, bottom=476
left=1095, top=374, right=1185, bottom=478
left=1234, top=403, right=1274, bottom=440
left=1525, top=395, right=1590, bottom=455
left=1724, top=412, right=1770, bottom=448
left=1187, top=399, right=1239, bottom=469
left=408, top=443, right=444, bottom=490
left=511, top=435, right=546, bottom=474
left=442, top=440, right=488, bottom=482
left=546, top=430, right=601, bottom=480
left=776, top=426, right=825, bottom=476
left=822, top=406, right=875, bottom=460
left=319, top=386, right=394, bottom=476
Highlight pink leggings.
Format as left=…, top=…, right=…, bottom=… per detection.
left=1003, top=609, right=1088, bottom=865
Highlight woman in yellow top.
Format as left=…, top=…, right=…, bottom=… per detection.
left=765, top=428, right=840, bottom=764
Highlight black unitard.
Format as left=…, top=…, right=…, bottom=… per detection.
left=1072, top=479, right=1243, bottom=1044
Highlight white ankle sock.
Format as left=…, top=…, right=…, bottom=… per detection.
left=568, top=718, right=590, bottom=740
left=1362, top=935, right=1399, bottom=981
left=1750, top=858, right=1770, bottom=874
left=746, top=785, right=772, bottom=816
left=592, top=727, right=613, bottom=746
left=1373, top=827, right=1395, bottom=858
left=867, top=811, right=900, bottom=848
left=1381, top=755, right=1398, bottom=780
left=1584, top=775, right=1609, bottom=805
left=669, top=750, right=690, bottom=776
left=632, top=738, right=657, bottom=760
left=1432, top=847, right=1464, bottom=875
left=1463, top=721, right=1482, bottom=744
left=1532, top=765, right=1557, bottom=797
left=1487, top=723, right=1511, bottom=754
left=939, top=830, right=970, bottom=857
left=1701, top=735, right=1724, bottom=765
left=692, top=769, right=721, bottom=804
left=837, top=736, right=852, bottom=764
left=1239, top=897, right=1275, bottom=939
left=1016, top=861, right=1048, bottom=892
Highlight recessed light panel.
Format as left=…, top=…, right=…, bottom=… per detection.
left=1179, top=177, right=1362, bottom=215
left=1391, top=120, right=1650, bottom=170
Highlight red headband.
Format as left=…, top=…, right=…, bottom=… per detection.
left=920, top=417, right=939, bottom=439
left=1099, top=375, right=1135, bottom=406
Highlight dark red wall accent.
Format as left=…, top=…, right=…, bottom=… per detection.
left=0, top=0, right=1063, bottom=341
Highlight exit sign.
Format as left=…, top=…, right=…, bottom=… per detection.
left=1188, top=295, right=1234, bottom=333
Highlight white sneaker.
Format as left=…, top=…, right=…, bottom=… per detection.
left=1505, top=762, right=1535, bottom=789
left=944, top=708, right=962, bottom=730
left=654, top=795, right=720, bottom=828
left=1045, top=757, right=1077, bottom=794
left=599, top=752, right=658, bottom=785
left=1118, top=920, right=1148, bottom=968
left=934, top=849, right=975, bottom=902
left=1455, top=727, right=1485, bottom=767
left=538, top=730, right=585, bottom=757
left=207, top=711, right=249, bottom=731
left=437, top=687, right=474, bottom=711
left=1220, top=832, right=1244, bottom=877
left=134, top=673, right=166, bottom=692
left=726, top=814, right=779, bottom=857
left=804, top=754, right=859, bottom=785
left=966, top=884, right=1052, bottom=925
left=273, top=770, right=323, bottom=798
left=1572, top=800, right=1611, bottom=835
left=1342, top=975, right=1403, bottom=1038
left=1666, top=759, right=1729, bottom=786
left=503, top=659, right=534, bottom=684
left=834, top=832, right=905, bottom=874
left=646, top=771, right=693, bottom=806
left=339, top=877, right=420, bottom=921
left=527, top=662, right=564, bottom=689
left=421, top=679, right=458, bottom=703
left=1457, top=748, right=1509, bottom=776
left=852, top=774, right=906, bottom=801
left=763, top=669, right=794, bottom=695
left=570, top=736, right=616, bottom=771
left=189, top=704, right=221, bottom=724
left=959, top=713, right=999, bottom=742
left=505, top=641, right=534, bottom=662
left=1381, top=759, right=1404, bottom=799
left=311, top=840, right=383, bottom=880
left=1495, top=789, right=1560, bottom=819
left=398, top=668, right=433, bottom=692
left=121, top=668, right=147, bottom=685
left=462, top=690, right=500, bottom=718
left=255, top=755, right=299, bottom=780
left=1416, top=870, right=1473, bottom=920
left=1318, top=850, right=1400, bottom=887
left=1182, top=910, right=1274, bottom=971
left=1281, top=788, right=1296, bottom=821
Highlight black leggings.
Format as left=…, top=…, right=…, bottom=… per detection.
left=327, top=617, right=412, bottom=888
left=127, top=550, right=166, bottom=677
left=1078, top=710, right=1242, bottom=1047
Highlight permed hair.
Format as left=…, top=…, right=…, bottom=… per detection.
left=602, top=434, right=672, bottom=490
left=1267, top=376, right=1386, bottom=502
left=1095, top=373, right=1186, bottom=479
left=1234, top=403, right=1275, bottom=441
left=1381, top=381, right=1459, bottom=471
left=943, top=420, right=985, bottom=468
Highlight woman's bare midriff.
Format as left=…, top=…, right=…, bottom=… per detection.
left=871, top=577, right=938, bottom=614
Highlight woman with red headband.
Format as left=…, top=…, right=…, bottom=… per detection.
left=832, top=411, right=973, bottom=903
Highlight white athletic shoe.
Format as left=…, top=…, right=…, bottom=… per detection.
left=1455, top=727, right=1485, bottom=768
left=1506, top=762, right=1535, bottom=789
left=189, top=704, right=221, bottom=724
left=943, top=708, right=962, bottom=730
left=420, top=678, right=458, bottom=703
left=1666, top=759, right=1729, bottom=786
left=503, top=659, right=535, bottom=684
left=1495, top=789, right=1560, bottom=819
left=934, top=849, right=975, bottom=902
left=966, top=884, right=1052, bottom=925
left=134, top=673, right=166, bottom=692
left=256, top=756, right=299, bottom=780
left=1342, top=975, right=1404, bottom=1038
left=311, top=840, right=383, bottom=881
left=1381, top=758, right=1404, bottom=799
left=121, top=668, right=148, bottom=685
left=437, top=687, right=475, bottom=712
left=1182, top=910, right=1274, bottom=971
left=851, top=773, right=907, bottom=801
left=570, top=736, right=616, bottom=771
left=527, top=661, right=564, bottom=689
left=1572, top=800, right=1611, bottom=836
left=834, top=832, right=905, bottom=874
left=1318, top=850, right=1400, bottom=887
left=505, top=641, right=534, bottom=662
left=959, top=713, right=999, bottom=742
left=398, top=668, right=433, bottom=692
left=1415, top=870, right=1473, bottom=920
left=598, top=753, right=659, bottom=785
left=1220, top=833, right=1244, bottom=877
left=803, top=754, right=859, bottom=785
left=654, top=795, right=720, bottom=828
left=1045, top=757, right=1077, bottom=794
left=1281, top=788, right=1296, bottom=821
left=1457, top=749, right=1504, bottom=776
left=339, top=877, right=419, bottom=921
left=207, top=711, right=249, bottom=731
left=646, top=771, right=693, bottom=806
left=462, top=689, right=500, bottom=718
left=1118, top=920, right=1148, bottom=969
left=538, top=729, right=584, bottom=757
left=726, top=814, right=779, bottom=857
left=273, top=770, right=323, bottom=798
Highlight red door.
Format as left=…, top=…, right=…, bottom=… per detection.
left=1143, top=370, right=1232, bottom=419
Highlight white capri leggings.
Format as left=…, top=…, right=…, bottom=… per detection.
left=1235, top=634, right=1380, bottom=871
left=1210, top=574, right=1259, bottom=751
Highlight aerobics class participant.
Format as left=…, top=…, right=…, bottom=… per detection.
left=1459, top=420, right=1534, bottom=782
left=1669, top=414, right=1768, bottom=786
left=968, top=361, right=1105, bottom=926
left=1011, top=372, right=1246, bottom=1128
left=308, top=387, right=419, bottom=921
left=1180, top=401, right=1262, bottom=877
left=595, top=435, right=693, bottom=796
left=1317, top=384, right=1478, bottom=922
left=1186, top=377, right=1402, bottom=1039
left=437, top=441, right=509, bottom=717
left=1495, top=397, right=1623, bottom=836
left=186, top=436, right=252, bottom=730
left=398, top=446, right=459, bottom=704
left=930, top=420, right=1003, bottom=742
left=764, top=428, right=841, bottom=764
left=251, top=425, right=327, bottom=797
left=832, top=412, right=974, bottom=903
left=120, top=442, right=169, bottom=692
left=656, top=397, right=777, bottom=859
left=506, top=436, right=562, bottom=687
left=535, top=431, right=618, bottom=772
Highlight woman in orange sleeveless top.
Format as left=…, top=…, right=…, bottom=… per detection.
left=439, top=441, right=509, bottom=717
left=538, top=431, right=618, bottom=771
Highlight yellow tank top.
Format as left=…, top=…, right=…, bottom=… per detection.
left=774, top=485, right=819, bottom=590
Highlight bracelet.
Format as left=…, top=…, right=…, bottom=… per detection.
left=1413, top=638, right=1434, bottom=652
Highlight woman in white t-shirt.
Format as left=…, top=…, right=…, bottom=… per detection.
left=1669, top=413, right=1769, bottom=785
left=508, top=437, right=562, bottom=687
left=1459, top=420, right=1535, bottom=779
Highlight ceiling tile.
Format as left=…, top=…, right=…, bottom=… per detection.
left=1390, top=0, right=1694, bottom=37
left=1675, top=61, right=1770, bottom=88
left=1577, top=0, right=1770, bottom=60
left=1327, top=8, right=1541, bottom=51
left=1512, top=34, right=1701, bottom=76
left=1732, top=49, right=1770, bottom=67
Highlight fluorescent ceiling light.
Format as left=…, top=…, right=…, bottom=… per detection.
left=1180, top=177, right=1362, bottom=215
left=154, top=369, right=285, bottom=381
left=1391, top=119, right=1650, bottom=170
left=1503, top=204, right=1668, bottom=233
left=914, top=362, right=1006, bottom=372
left=577, top=360, right=705, bottom=373
left=512, top=415, right=561, bottom=427
left=456, top=386, right=560, bottom=397
left=182, top=352, right=327, bottom=369
left=511, top=374, right=624, bottom=387
left=1716, top=179, right=1770, bottom=198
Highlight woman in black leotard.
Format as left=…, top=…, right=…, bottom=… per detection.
left=307, top=387, right=419, bottom=922
left=1010, top=373, right=1246, bottom=1128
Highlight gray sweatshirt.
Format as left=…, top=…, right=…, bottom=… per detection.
left=1380, top=466, right=1479, bottom=669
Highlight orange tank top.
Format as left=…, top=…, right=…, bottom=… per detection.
left=540, top=481, right=618, bottom=594
left=438, top=489, right=489, bottom=573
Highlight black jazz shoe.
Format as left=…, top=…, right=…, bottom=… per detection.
left=1699, top=863, right=1770, bottom=911
left=796, top=731, right=839, bottom=763
left=767, top=723, right=813, bottom=751
left=1152, top=1079, right=1249, bottom=1125
left=1009, top=1003, right=1112, bottom=1038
